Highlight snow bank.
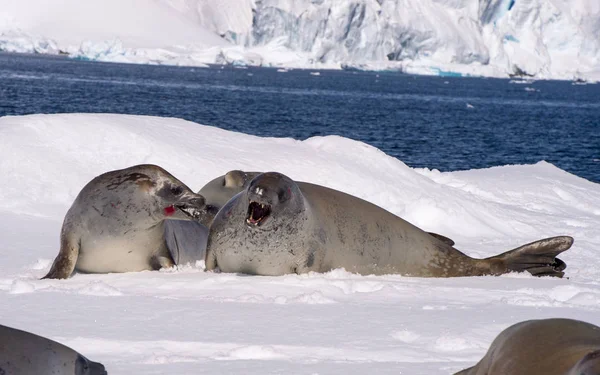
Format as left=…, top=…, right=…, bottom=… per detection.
left=1, top=0, right=599, bottom=80
left=0, top=113, right=599, bottom=374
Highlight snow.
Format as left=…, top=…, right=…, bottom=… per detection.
left=1, top=113, right=600, bottom=374
left=1, top=0, right=599, bottom=80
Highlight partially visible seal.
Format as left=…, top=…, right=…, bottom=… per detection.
left=0, top=324, right=107, bottom=375
left=206, top=172, right=572, bottom=277
left=43, top=164, right=212, bottom=279
left=199, top=170, right=261, bottom=215
left=455, top=318, right=600, bottom=375
left=164, top=170, right=260, bottom=265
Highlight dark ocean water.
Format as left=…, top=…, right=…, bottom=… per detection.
left=1, top=53, right=598, bottom=182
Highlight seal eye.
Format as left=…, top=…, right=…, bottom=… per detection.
left=171, top=186, right=183, bottom=196
left=278, top=188, right=290, bottom=203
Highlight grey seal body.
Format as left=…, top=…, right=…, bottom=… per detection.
left=44, top=164, right=211, bottom=279
left=206, top=172, right=572, bottom=277
left=164, top=170, right=260, bottom=265
left=0, top=324, right=107, bottom=375
left=455, top=318, right=600, bottom=375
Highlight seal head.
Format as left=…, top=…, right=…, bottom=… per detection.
left=244, top=172, right=304, bottom=230
left=207, top=172, right=316, bottom=276
left=198, top=170, right=262, bottom=221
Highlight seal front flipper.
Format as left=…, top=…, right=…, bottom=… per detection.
left=42, top=232, right=79, bottom=279
left=482, top=236, right=573, bottom=278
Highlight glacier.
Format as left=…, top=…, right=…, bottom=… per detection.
left=0, top=0, right=599, bottom=80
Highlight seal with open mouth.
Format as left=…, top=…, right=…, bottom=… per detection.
left=206, top=172, right=572, bottom=277
left=0, top=323, right=107, bottom=375
left=43, top=164, right=211, bottom=279
left=454, top=318, right=600, bottom=375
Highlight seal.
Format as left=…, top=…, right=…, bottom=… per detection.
left=0, top=323, right=107, bottom=375
left=163, top=170, right=261, bottom=265
left=454, top=318, right=600, bottom=375
left=43, top=164, right=212, bottom=279
left=206, top=172, right=572, bottom=277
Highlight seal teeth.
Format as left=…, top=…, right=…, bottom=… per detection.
left=246, top=201, right=272, bottom=226
left=177, top=205, right=201, bottom=219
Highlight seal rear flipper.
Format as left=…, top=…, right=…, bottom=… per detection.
left=42, top=233, right=80, bottom=279
left=164, top=220, right=208, bottom=266
left=484, top=236, right=573, bottom=278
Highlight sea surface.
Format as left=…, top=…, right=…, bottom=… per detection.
left=1, top=52, right=598, bottom=182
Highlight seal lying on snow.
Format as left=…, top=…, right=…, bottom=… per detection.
left=454, top=318, right=600, bottom=375
left=43, top=164, right=212, bottom=279
left=206, top=172, right=572, bottom=277
left=165, top=170, right=456, bottom=263
left=0, top=324, right=106, bottom=375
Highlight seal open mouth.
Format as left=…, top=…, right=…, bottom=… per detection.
left=175, top=204, right=202, bottom=219
left=246, top=201, right=271, bottom=226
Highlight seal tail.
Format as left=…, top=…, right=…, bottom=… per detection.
left=483, top=236, right=572, bottom=278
